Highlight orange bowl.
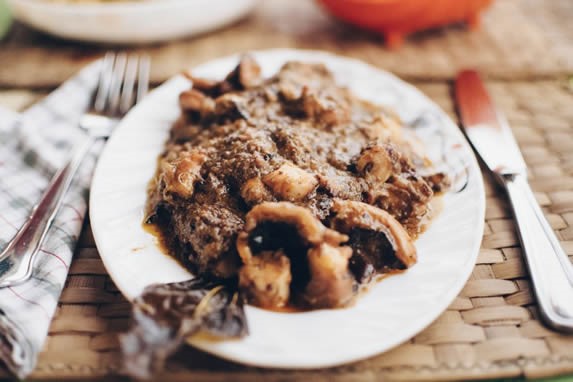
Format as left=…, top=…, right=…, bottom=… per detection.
left=317, top=0, right=494, bottom=48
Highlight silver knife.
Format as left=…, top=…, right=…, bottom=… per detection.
left=455, top=70, right=573, bottom=332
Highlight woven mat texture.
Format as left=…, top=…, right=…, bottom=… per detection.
left=0, top=78, right=568, bottom=381
left=0, top=0, right=572, bottom=87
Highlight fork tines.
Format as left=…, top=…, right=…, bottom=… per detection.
left=95, top=52, right=151, bottom=116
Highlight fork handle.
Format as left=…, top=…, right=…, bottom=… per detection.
left=0, top=135, right=95, bottom=287
left=503, top=173, right=573, bottom=331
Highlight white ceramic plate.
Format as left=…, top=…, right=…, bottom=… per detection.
left=90, top=49, right=485, bottom=369
left=6, top=0, right=257, bottom=44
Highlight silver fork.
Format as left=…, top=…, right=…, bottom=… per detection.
left=0, top=52, right=151, bottom=288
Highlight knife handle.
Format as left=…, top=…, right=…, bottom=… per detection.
left=503, top=173, right=573, bottom=331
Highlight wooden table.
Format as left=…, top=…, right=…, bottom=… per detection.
left=1, top=0, right=573, bottom=380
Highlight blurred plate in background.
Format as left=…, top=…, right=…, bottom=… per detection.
left=6, top=0, right=257, bottom=44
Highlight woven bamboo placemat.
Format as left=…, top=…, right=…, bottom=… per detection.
left=0, top=77, right=568, bottom=381
left=1, top=0, right=572, bottom=88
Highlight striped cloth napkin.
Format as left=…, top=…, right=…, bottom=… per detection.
left=0, top=62, right=103, bottom=378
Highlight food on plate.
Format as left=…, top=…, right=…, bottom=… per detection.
left=144, top=55, right=450, bottom=311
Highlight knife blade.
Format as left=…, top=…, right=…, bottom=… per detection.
left=455, top=70, right=573, bottom=332
left=455, top=70, right=526, bottom=177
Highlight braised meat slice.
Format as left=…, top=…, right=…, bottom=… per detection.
left=329, top=200, right=417, bottom=283
left=172, top=204, right=243, bottom=279
left=237, top=202, right=354, bottom=309
left=145, top=203, right=243, bottom=280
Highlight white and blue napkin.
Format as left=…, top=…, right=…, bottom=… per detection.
left=0, top=62, right=103, bottom=379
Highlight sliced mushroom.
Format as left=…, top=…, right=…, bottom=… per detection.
left=238, top=250, right=291, bottom=308
left=237, top=202, right=347, bottom=263
left=330, top=199, right=417, bottom=283
left=178, top=89, right=216, bottom=125
left=262, top=163, right=318, bottom=202
left=213, top=93, right=250, bottom=121
left=182, top=72, right=219, bottom=94
left=374, top=173, right=434, bottom=237
left=365, top=114, right=403, bottom=142
left=302, top=243, right=354, bottom=309
left=233, top=54, right=263, bottom=89
left=278, top=81, right=302, bottom=103
left=300, top=87, right=350, bottom=126
left=355, top=143, right=435, bottom=237
left=220, top=55, right=263, bottom=90
left=181, top=55, right=261, bottom=99
left=281, top=85, right=350, bottom=126
left=237, top=202, right=353, bottom=309
left=240, top=177, right=274, bottom=205
left=355, top=145, right=395, bottom=184
left=159, top=150, right=206, bottom=199
left=179, top=89, right=206, bottom=111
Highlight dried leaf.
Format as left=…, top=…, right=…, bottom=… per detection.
left=120, top=278, right=247, bottom=380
